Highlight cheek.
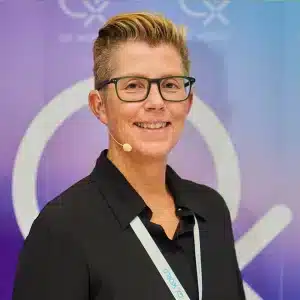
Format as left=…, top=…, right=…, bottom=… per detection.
left=168, top=103, right=190, bottom=122
left=107, top=100, right=142, bottom=128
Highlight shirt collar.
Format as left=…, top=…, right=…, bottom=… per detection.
left=90, top=149, right=209, bottom=230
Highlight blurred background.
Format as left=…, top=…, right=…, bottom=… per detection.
left=1, top=0, right=299, bottom=299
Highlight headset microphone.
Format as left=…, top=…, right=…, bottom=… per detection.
left=109, top=131, right=132, bottom=152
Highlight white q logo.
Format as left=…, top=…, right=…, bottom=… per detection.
left=12, top=78, right=292, bottom=300
left=58, top=0, right=109, bottom=27
left=12, top=77, right=241, bottom=238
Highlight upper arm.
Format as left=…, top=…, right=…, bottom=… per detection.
left=12, top=204, right=89, bottom=300
left=217, top=194, right=246, bottom=299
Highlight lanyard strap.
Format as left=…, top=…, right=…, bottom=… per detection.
left=130, top=214, right=202, bottom=300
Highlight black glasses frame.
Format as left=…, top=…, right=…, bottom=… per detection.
left=95, top=76, right=196, bottom=102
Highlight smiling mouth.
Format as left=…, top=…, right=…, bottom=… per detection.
left=133, top=122, right=171, bottom=129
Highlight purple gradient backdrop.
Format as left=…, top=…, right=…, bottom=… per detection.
left=1, top=1, right=300, bottom=299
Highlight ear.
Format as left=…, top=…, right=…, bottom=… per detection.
left=88, top=90, right=108, bottom=125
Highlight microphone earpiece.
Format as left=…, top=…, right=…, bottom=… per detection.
left=122, top=143, right=132, bottom=152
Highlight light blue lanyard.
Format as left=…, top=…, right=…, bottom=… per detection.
left=130, top=214, right=202, bottom=300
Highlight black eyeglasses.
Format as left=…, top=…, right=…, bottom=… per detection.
left=95, top=76, right=196, bottom=102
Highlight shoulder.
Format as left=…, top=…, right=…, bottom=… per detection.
left=181, top=178, right=225, bottom=205
left=180, top=178, right=232, bottom=221
left=29, top=175, right=106, bottom=237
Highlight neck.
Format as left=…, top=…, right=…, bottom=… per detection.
left=107, top=144, right=175, bottom=213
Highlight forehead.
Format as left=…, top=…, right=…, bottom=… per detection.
left=111, top=41, right=183, bottom=78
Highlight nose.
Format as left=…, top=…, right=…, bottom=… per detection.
left=144, top=83, right=165, bottom=110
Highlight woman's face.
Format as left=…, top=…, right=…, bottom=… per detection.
left=93, top=41, right=193, bottom=159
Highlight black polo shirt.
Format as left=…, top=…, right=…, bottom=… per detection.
left=13, top=149, right=246, bottom=300
left=140, top=205, right=198, bottom=299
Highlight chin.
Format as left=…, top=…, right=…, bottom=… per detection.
left=134, top=142, right=174, bottom=159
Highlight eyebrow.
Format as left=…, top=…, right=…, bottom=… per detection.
left=116, top=72, right=184, bottom=78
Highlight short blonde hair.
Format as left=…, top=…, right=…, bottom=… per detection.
left=92, top=11, right=190, bottom=89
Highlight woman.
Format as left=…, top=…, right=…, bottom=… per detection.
left=13, top=12, right=245, bottom=300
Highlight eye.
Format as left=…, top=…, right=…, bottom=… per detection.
left=165, top=82, right=177, bottom=88
left=124, top=79, right=146, bottom=90
left=126, top=82, right=138, bottom=89
left=162, top=79, right=181, bottom=89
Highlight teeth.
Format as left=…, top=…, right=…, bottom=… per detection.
left=135, top=122, right=168, bottom=129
